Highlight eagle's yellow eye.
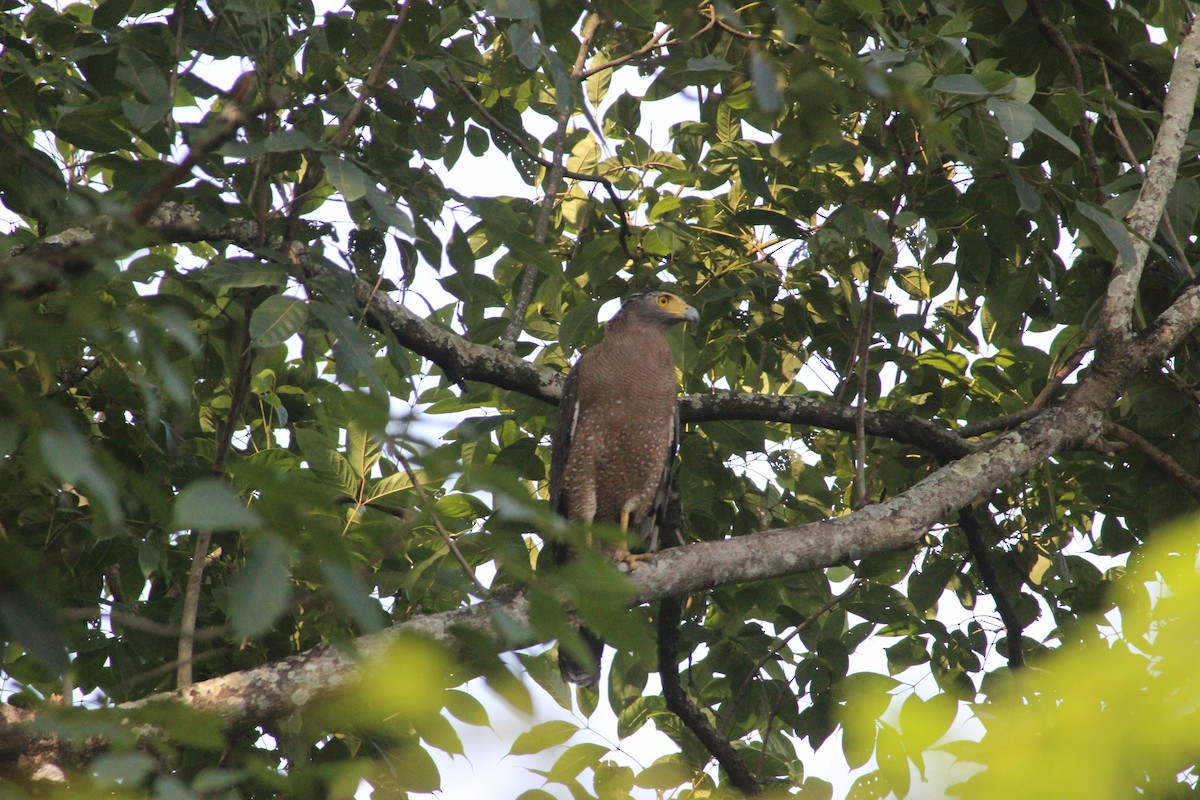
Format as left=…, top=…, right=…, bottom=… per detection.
left=657, top=294, right=671, bottom=306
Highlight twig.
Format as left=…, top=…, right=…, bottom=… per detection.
left=177, top=530, right=212, bottom=688
left=132, top=648, right=228, bottom=689
left=705, top=1, right=763, bottom=41
left=958, top=332, right=1094, bottom=438
left=284, top=3, right=410, bottom=241
left=64, top=607, right=231, bottom=641
left=1077, top=44, right=1163, bottom=110
left=331, top=2, right=411, bottom=148
left=1025, top=0, right=1101, bottom=195
left=445, top=69, right=634, bottom=259
left=394, top=452, right=489, bottom=596
left=501, top=13, right=602, bottom=351
left=722, top=579, right=863, bottom=733
left=1103, top=420, right=1200, bottom=502
left=179, top=296, right=257, bottom=688
left=852, top=273, right=880, bottom=507
left=579, top=25, right=679, bottom=78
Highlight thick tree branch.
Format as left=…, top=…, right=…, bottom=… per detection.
left=0, top=346, right=1155, bottom=761
left=1101, top=19, right=1200, bottom=340
left=349, top=266, right=977, bottom=458
left=2, top=204, right=265, bottom=294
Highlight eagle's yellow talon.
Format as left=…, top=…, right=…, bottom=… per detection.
left=613, top=547, right=655, bottom=570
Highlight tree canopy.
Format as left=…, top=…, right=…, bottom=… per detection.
left=3, top=0, right=1200, bottom=797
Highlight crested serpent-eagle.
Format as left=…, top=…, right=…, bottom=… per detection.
left=548, top=290, right=700, bottom=687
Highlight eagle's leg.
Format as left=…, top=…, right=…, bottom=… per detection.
left=612, top=510, right=655, bottom=569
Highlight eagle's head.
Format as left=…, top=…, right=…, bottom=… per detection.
left=612, top=291, right=701, bottom=329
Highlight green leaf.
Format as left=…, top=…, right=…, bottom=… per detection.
left=345, top=422, right=382, bottom=480
left=617, top=695, right=655, bottom=739
left=686, top=54, right=735, bottom=73
left=321, top=562, right=387, bottom=632
left=900, top=693, right=957, bottom=752
left=1004, top=163, right=1042, bottom=213
left=508, top=23, right=541, bottom=69
left=444, top=689, right=490, bottom=727
left=366, top=470, right=413, bottom=502
left=507, top=720, right=579, bottom=755
left=415, top=713, right=464, bottom=755
left=1077, top=201, right=1137, bottom=268
left=325, top=157, right=371, bottom=201
left=56, top=98, right=133, bottom=152
left=393, top=744, right=441, bottom=792
left=841, top=711, right=876, bottom=770
left=1029, top=104, right=1081, bottom=155
left=932, top=74, right=990, bottom=95
left=548, top=742, right=608, bottom=781
left=364, top=184, right=415, bottom=235
left=0, top=588, right=68, bottom=674
left=198, top=258, right=286, bottom=289
left=90, top=752, right=158, bottom=787
left=310, top=302, right=382, bottom=391
left=586, top=62, right=610, bottom=106
left=1166, top=176, right=1199, bottom=235
left=250, top=294, right=309, bottom=348
left=634, top=759, right=693, bottom=790
left=39, top=428, right=122, bottom=523
left=986, top=97, right=1035, bottom=144
left=172, top=478, right=260, bottom=532
left=488, top=0, right=538, bottom=20
left=750, top=50, right=782, bottom=113
left=876, top=722, right=910, bottom=797
left=227, top=537, right=292, bottom=639
left=93, top=0, right=133, bottom=29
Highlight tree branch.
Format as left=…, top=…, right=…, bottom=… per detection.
left=500, top=12, right=602, bottom=351
left=2, top=203, right=265, bottom=294
left=958, top=509, right=1025, bottom=669
left=1100, top=19, right=1200, bottom=340
left=1025, top=0, right=1102, bottom=195
left=1102, top=420, right=1200, bottom=503
left=659, top=595, right=762, bottom=795
left=0, top=346, right=1159, bottom=762
left=130, top=72, right=262, bottom=226
left=346, top=264, right=976, bottom=457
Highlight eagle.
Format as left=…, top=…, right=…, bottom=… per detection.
left=548, top=290, right=700, bottom=687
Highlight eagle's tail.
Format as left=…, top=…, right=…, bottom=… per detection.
left=558, top=627, right=604, bottom=688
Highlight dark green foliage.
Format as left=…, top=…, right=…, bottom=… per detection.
left=1, top=0, right=1198, bottom=797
